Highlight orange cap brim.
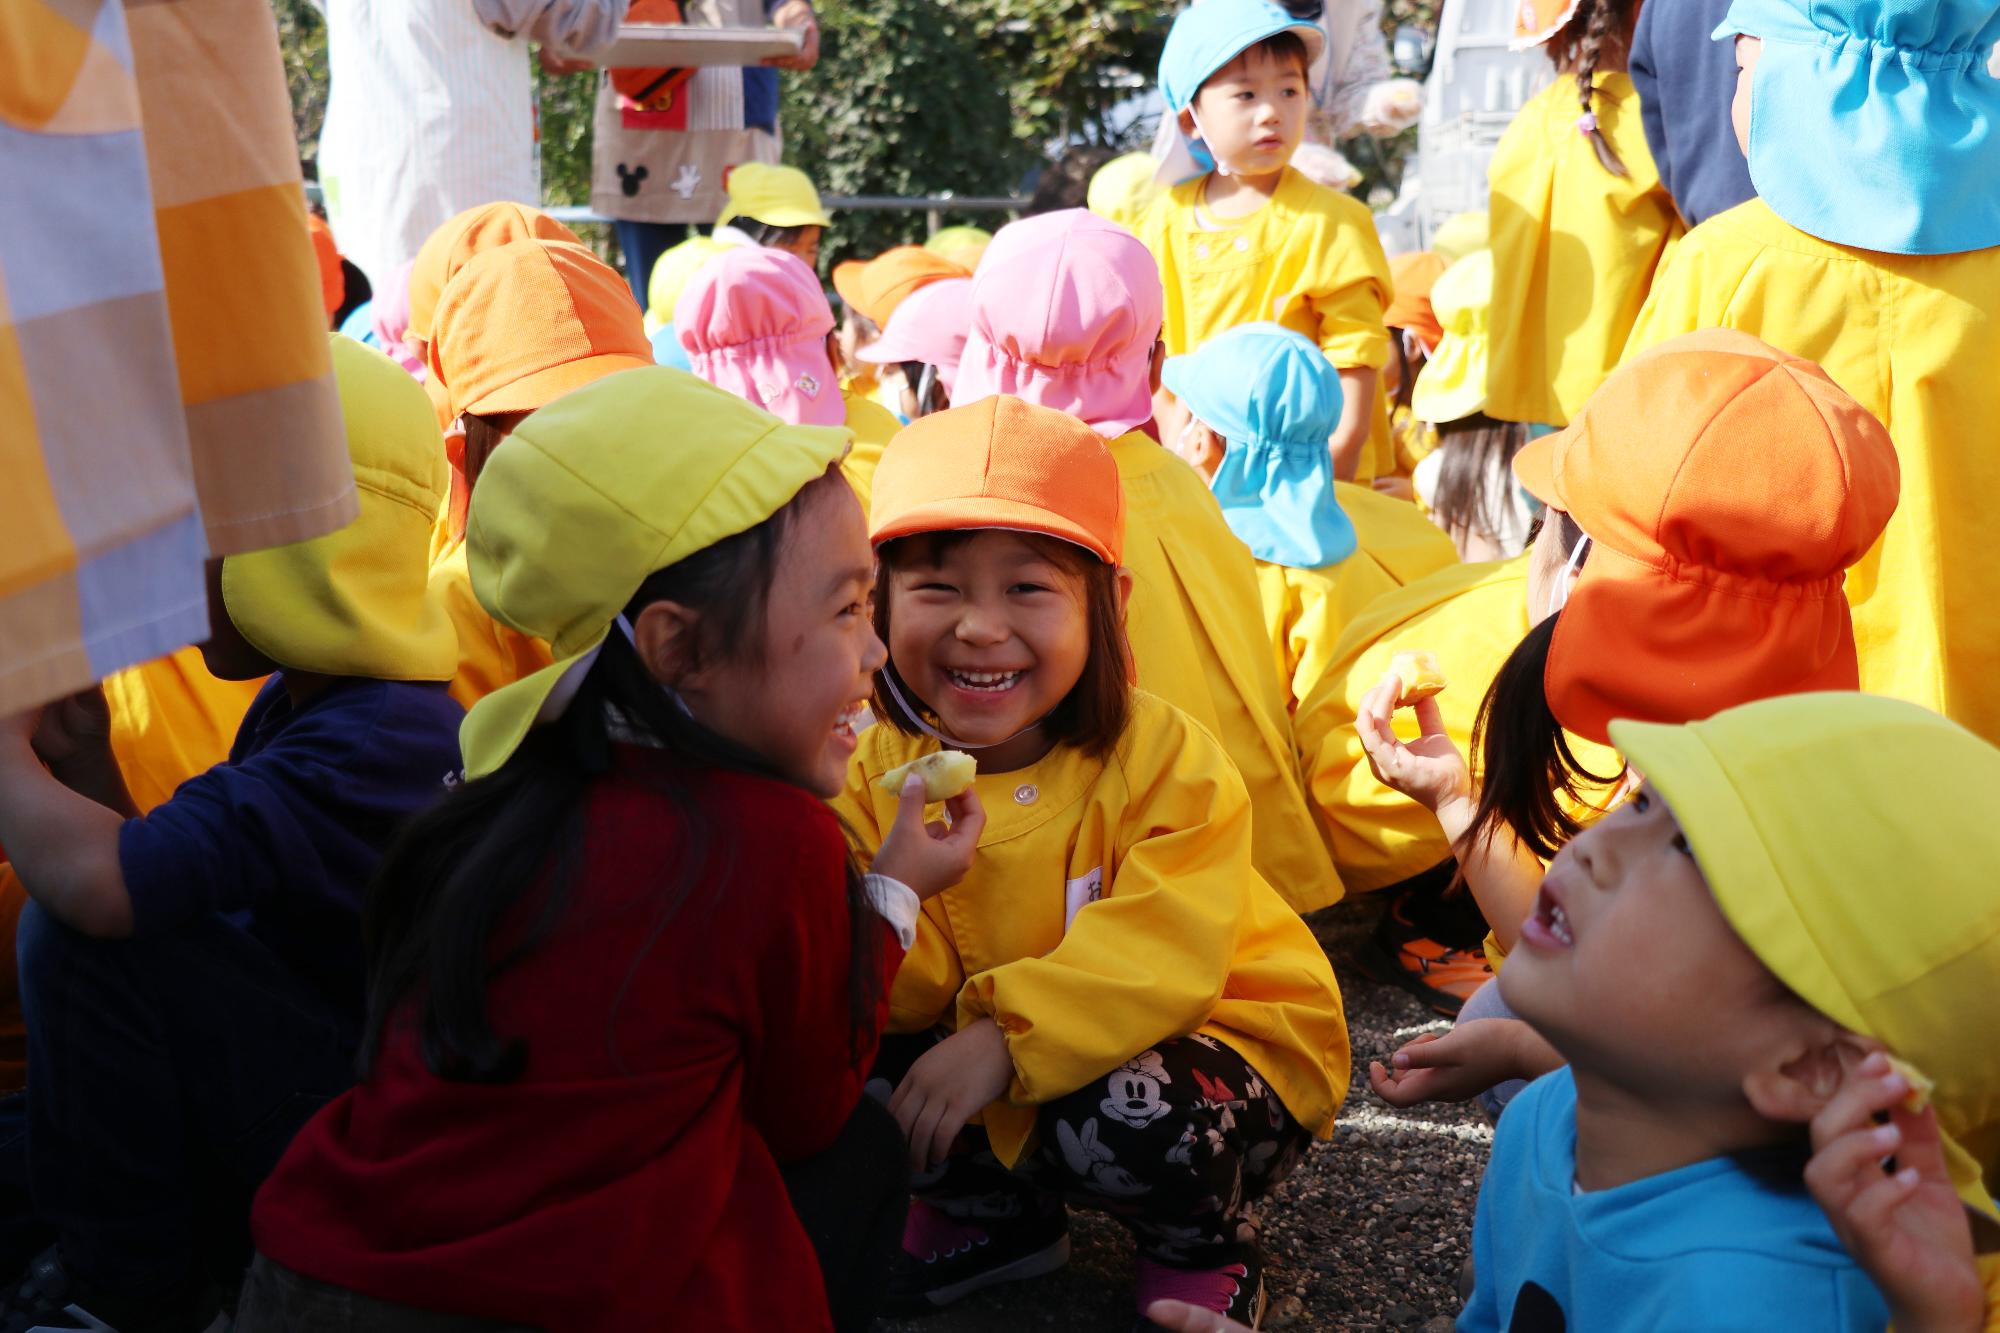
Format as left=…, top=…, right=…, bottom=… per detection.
left=1511, top=431, right=1563, bottom=511
left=832, top=261, right=871, bottom=320
left=461, top=354, right=655, bottom=420
left=870, top=495, right=1120, bottom=567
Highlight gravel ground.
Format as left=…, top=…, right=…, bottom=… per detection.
left=882, top=899, right=1490, bottom=1333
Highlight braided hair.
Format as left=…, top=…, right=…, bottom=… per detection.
left=1548, top=0, right=1638, bottom=178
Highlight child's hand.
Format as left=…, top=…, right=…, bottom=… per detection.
left=1368, top=1019, right=1555, bottom=1108
left=29, top=687, right=114, bottom=774
left=888, top=1019, right=1013, bottom=1172
left=872, top=775, right=985, bottom=900
left=1804, top=1051, right=1982, bottom=1333
left=1144, top=1301, right=1256, bottom=1333
left=1356, top=673, right=1472, bottom=819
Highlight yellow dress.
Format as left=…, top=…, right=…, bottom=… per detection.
left=1257, top=482, right=1459, bottom=711
left=835, top=690, right=1349, bottom=1167
left=1626, top=199, right=2000, bottom=745
left=1138, top=168, right=1397, bottom=482
left=1293, top=557, right=1620, bottom=893
left=429, top=535, right=554, bottom=712
left=839, top=391, right=903, bottom=517
left=1486, top=73, right=1683, bottom=428
left=1108, top=431, right=1342, bottom=911
left=103, top=646, right=267, bottom=813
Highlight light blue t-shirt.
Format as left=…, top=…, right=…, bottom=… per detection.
left=1460, top=1069, right=1889, bottom=1332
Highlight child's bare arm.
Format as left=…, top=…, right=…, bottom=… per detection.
left=0, top=712, right=134, bottom=938
left=1330, top=366, right=1379, bottom=482
left=1369, top=1018, right=1562, bottom=1108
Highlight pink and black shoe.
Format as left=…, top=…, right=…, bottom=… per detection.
left=883, top=1199, right=1071, bottom=1317
left=1132, top=1251, right=1267, bottom=1331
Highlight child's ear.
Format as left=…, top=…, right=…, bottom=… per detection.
left=1742, top=1028, right=1879, bottom=1124
left=1177, top=104, right=1200, bottom=140
left=1149, top=339, right=1167, bottom=394
left=631, top=600, right=704, bottom=687
left=1114, top=568, right=1135, bottom=620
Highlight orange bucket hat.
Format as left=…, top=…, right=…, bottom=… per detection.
left=869, top=395, right=1125, bottom=565
left=832, top=246, right=970, bottom=329
left=1385, top=251, right=1448, bottom=353
left=406, top=202, right=581, bottom=348
left=1512, top=329, right=1900, bottom=745
left=427, top=239, right=654, bottom=424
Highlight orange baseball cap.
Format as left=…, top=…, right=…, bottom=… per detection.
left=832, top=246, right=970, bottom=328
left=1511, top=0, right=1582, bottom=48
left=406, top=202, right=581, bottom=346
left=1513, top=329, right=1900, bottom=745
left=427, top=240, right=654, bottom=423
left=869, top=395, right=1125, bottom=565
left=307, top=214, right=344, bottom=320
left=1385, top=251, right=1448, bottom=352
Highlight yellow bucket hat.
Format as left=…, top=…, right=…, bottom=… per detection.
left=644, top=234, right=742, bottom=337
left=1410, top=249, right=1492, bottom=424
left=459, top=367, right=851, bottom=779
left=1429, top=210, right=1490, bottom=262
left=1086, top=151, right=1164, bottom=230
left=1612, top=692, right=2000, bottom=1244
left=221, top=335, right=456, bottom=682
left=714, top=162, right=834, bottom=231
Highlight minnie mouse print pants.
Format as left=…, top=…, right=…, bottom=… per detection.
left=871, top=1032, right=1312, bottom=1269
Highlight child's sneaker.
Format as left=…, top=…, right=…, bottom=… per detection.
left=884, top=1199, right=1070, bottom=1315
left=1357, top=895, right=1492, bottom=1016
left=0, top=1246, right=225, bottom=1333
left=1132, top=1252, right=1266, bottom=1331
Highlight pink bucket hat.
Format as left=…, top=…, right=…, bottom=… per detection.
left=674, top=246, right=842, bottom=427
left=854, top=277, right=973, bottom=393
left=952, top=209, right=1164, bottom=438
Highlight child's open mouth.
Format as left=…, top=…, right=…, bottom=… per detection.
left=945, top=668, right=1023, bottom=694
left=832, top=701, right=868, bottom=745
left=1519, top=884, right=1575, bottom=951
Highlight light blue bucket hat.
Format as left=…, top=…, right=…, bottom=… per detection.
left=1162, top=322, right=1357, bottom=570
left=1159, top=0, right=1327, bottom=114
left=1715, top=0, right=2000, bottom=255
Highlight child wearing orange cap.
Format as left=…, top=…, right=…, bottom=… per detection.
left=423, top=238, right=655, bottom=710
left=838, top=395, right=1346, bottom=1329
left=0, top=338, right=466, bottom=1330
left=1626, top=0, right=2000, bottom=748
left=954, top=208, right=1341, bottom=913
left=1485, top=0, right=1681, bottom=431
left=1355, top=330, right=1899, bottom=1105
left=247, top=371, right=973, bottom=1333
left=1139, top=0, right=1395, bottom=484
left=677, top=245, right=906, bottom=514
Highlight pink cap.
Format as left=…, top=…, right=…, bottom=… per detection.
left=373, top=259, right=424, bottom=377
left=674, top=246, right=842, bottom=427
left=952, top=209, right=1163, bottom=438
left=854, top=277, right=973, bottom=394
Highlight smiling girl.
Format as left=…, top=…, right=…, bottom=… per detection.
left=834, top=396, right=1348, bottom=1329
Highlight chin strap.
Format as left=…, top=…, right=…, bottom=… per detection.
left=877, top=664, right=1046, bottom=751
left=1546, top=532, right=1593, bottom=621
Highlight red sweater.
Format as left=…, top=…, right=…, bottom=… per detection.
left=252, top=746, right=899, bottom=1331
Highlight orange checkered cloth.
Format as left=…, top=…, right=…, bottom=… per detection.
left=0, top=0, right=356, bottom=714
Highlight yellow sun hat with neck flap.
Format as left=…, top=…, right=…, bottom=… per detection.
left=220, top=334, right=457, bottom=682
left=458, top=367, right=852, bottom=780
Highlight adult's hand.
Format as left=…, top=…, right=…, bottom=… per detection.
left=538, top=45, right=597, bottom=76
left=764, top=0, right=820, bottom=70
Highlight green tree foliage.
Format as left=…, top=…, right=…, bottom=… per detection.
left=779, top=0, right=1030, bottom=267
left=975, top=0, right=1168, bottom=147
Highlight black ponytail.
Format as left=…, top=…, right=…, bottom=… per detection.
left=359, top=467, right=880, bottom=1083
left=1459, top=511, right=1623, bottom=866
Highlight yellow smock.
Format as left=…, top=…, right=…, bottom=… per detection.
left=102, top=646, right=267, bottom=813
left=429, top=535, right=554, bottom=712
left=1626, top=199, right=2000, bottom=745
left=1137, top=168, right=1397, bottom=483
left=1258, top=482, right=1459, bottom=711
left=836, top=690, right=1349, bottom=1167
left=1109, top=431, right=1341, bottom=912
left=1486, top=73, right=1682, bottom=428
left=1293, top=556, right=1620, bottom=893
left=839, top=390, right=902, bottom=517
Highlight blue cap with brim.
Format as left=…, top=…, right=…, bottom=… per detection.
left=1162, top=322, right=1356, bottom=570
left=1159, top=0, right=1327, bottom=115
left=1715, top=0, right=2000, bottom=256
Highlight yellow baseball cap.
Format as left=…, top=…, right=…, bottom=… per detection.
left=459, top=368, right=851, bottom=779
left=1410, top=249, right=1492, bottom=424
left=715, top=162, right=833, bottom=230
left=1612, top=692, right=2000, bottom=1243
left=1086, top=151, right=1163, bottom=229
left=1430, top=210, right=1490, bottom=262
left=221, top=335, right=456, bottom=681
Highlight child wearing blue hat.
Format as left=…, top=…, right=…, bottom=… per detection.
left=1164, top=323, right=1456, bottom=712
left=1627, top=0, right=2000, bottom=748
left=1137, top=0, right=1395, bottom=486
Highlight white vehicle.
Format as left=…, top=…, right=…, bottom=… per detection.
left=1377, top=0, right=1550, bottom=253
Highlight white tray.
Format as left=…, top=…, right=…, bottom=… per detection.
left=600, top=25, right=805, bottom=68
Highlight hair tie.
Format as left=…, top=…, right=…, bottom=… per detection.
left=1575, top=111, right=1599, bottom=136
